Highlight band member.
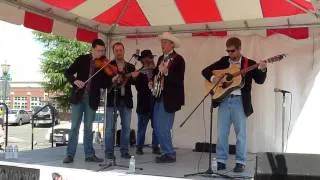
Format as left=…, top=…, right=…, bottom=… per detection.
left=63, top=39, right=110, bottom=163
left=104, top=42, right=136, bottom=159
left=150, top=32, right=185, bottom=163
left=134, top=49, right=160, bottom=155
left=202, top=37, right=267, bottom=172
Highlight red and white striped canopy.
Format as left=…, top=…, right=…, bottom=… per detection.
left=0, top=0, right=318, bottom=42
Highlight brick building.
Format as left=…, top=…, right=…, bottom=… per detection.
left=3, top=81, right=53, bottom=110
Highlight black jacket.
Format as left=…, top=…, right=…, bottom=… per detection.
left=106, top=60, right=135, bottom=108
left=134, top=73, right=153, bottom=114
left=153, top=50, right=185, bottom=113
left=64, top=54, right=111, bottom=110
left=201, top=56, right=267, bottom=117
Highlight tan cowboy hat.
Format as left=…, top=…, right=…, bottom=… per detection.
left=159, top=32, right=180, bottom=48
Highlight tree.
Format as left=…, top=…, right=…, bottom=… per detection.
left=33, top=32, right=90, bottom=111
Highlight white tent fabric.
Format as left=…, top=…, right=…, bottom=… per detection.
left=111, top=33, right=320, bottom=153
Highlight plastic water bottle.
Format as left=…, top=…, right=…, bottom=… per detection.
left=212, top=157, right=217, bottom=171
left=7, top=145, right=13, bottom=159
left=13, top=145, right=18, bottom=159
left=4, top=146, right=8, bottom=159
left=128, top=156, right=135, bottom=174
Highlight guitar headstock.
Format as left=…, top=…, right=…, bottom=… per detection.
left=266, top=53, right=287, bottom=63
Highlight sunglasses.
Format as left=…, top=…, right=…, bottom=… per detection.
left=226, top=49, right=236, bottom=53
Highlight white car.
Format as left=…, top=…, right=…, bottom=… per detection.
left=6, top=109, right=30, bottom=126
left=45, top=112, right=104, bottom=146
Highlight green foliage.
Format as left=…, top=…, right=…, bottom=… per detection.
left=33, top=32, right=90, bottom=110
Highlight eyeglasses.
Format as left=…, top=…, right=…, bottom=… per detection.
left=226, top=49, right=236, bottom=53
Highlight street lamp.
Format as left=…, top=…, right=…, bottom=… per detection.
left=1, top=62, right=10, bottom=104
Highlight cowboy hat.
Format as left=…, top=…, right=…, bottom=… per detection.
left=159, top=32, right=180, bottom=48
left=138, top=49, right=156, bottom=61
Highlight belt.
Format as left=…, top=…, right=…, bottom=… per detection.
left=229, top=94, right=241, bottom=98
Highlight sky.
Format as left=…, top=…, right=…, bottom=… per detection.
left=0, top=20, right=43, bottom=82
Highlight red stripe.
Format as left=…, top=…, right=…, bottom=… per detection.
left=192, top=31, right=227, bottom=37
left=261, top=0, right=314, bottom=17
left=267, top=27, right=309, bottom=39
left=175, top=0, right=222, bottom=23
left=76, top=28, right=98, bottom=43
left=94, top=0, right=149, bottom=26
left=126, top=35, right=157, bottom=39
left=24, top=12, right=53, bottom=33
left=42, top=0, right=85, bottom=10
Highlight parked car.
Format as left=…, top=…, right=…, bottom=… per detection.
left=6, top=109, right=30, bottom=126
left=32, top=106, right=60, bottom=127
left=45, top=112, right=104, bottom=146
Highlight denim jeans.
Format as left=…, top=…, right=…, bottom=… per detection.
left=216, top=96, right=247, bottom=165
left=104, top=104, right=132, bottom=154
left=67, top=94, right=95, bottom=158
left=153, top=99, right=176, bottom=158
left=136, top=112, right=159, bottom=148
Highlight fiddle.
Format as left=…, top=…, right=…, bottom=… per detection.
left=94, top=56, right=118, bottom=76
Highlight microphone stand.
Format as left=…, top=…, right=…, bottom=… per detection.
left=180, top=75, right=233, bottom=179
left=97, top=81, right=142, bottom=172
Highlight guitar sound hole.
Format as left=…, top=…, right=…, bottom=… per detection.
left=225, top=73, right=233, bottom=81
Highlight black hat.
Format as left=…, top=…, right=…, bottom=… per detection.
left=138, top=50, right=156, bottom=61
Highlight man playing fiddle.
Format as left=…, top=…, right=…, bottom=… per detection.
left=63, top=39, right=111, bottom=163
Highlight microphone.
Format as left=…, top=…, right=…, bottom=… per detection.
left=274, top=88, right=291, bottom=94
left=132, top=49, right=140, bottom=58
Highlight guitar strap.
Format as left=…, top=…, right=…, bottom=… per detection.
left=242, top=57, right=249, bottom=76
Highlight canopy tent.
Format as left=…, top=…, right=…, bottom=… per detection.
left=2, top=0, right=320, bottom=154
left=0, top=0, right=319, bottom=41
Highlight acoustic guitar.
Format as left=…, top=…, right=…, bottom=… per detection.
left=204, top=54, right=287, bottom=102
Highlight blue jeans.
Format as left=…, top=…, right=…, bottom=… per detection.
left=136, top=112, right=159, bottom=148
left=67, top=94, right=95, bottom=158
left=104, top=104, right=132, bottom=154
left=216, top=96, right=247, bottom=165
left=153, top=99, right=176, bottom=158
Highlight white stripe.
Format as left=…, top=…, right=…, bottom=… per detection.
left=52, top=21, right=77, bottom=39
left=229, top=30, right=266, bottom=37
left=0, top=2, right=25, bottom=25
left=216, top=0, right=263, bottom=21
left=70, top=0, right=120, bottom=19
left=137, top=0, right=185, bottom=26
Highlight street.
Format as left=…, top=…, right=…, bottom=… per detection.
left=6, top=123, right=53, bottom=151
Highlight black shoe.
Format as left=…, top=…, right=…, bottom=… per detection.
left=152, top=147, right=161, bottom=155
left=85, top=155, right=104, bottom=163
left=136, top=148, right=144, bottom=155
left=121, top=152, right=131, bottom=159
left=155, top=155, right=176, bottom=163
left=217, top=162, right=226, bottom=170
left=233, top=163, right=245, bottom=173
left=63, top=155, right=74, bottom=163
left=105, top=153, right=115, bottom=160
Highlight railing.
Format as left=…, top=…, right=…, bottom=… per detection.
left=0, top=103, right=9, bottom=147
left=31, top=104, right=55, bottom=150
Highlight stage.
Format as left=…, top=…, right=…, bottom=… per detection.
left=0, top=144, right=255, bottom=180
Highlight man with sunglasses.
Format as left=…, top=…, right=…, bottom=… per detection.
left=63, top=39, right=110, bottom=163
left=202, top=37, right=267, bottom=172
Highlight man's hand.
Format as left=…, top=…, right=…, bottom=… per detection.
left=148, top=81, right=154, bottom=89
left=74, top=80, right=85, bottom=88
left=258, top=60, right=267, bottom=71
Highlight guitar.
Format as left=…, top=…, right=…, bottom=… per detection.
left=204, top=54, right=287, bottom=102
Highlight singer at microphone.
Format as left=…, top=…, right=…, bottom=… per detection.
left=274, top=88, right=291, bottom=93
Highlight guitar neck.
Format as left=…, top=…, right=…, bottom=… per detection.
left=233, top=63, right=260, bottom=76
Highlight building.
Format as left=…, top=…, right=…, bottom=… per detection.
left=4, top=81, right=52, bottom=110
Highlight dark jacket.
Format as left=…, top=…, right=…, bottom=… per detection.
left=201, top=56, right=267, bottom=117
left=106, top=60, right=135, bottom=108
left=64, top=54, right=111, bottom=110
left=134, top=73, right=153, bottom=114
left=153, top=50, right=185, bottom=113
